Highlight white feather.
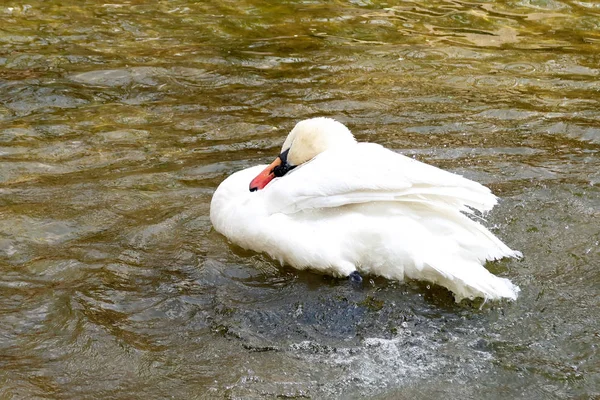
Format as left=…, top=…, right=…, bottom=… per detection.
left=210, top=121, right=521, bottom=302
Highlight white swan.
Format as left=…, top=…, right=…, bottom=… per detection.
left=210, top=118, right=521, bottom=301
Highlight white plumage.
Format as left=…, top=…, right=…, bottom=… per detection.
left=210, top=118, right=521, bottom=301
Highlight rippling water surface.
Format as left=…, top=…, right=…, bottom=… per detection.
left=1, top=1, right=599, bottom=398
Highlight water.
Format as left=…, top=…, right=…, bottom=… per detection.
left=0, top=1, right=598, bottom=398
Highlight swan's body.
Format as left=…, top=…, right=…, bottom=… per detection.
left=210, top=118, right=521, bottom=301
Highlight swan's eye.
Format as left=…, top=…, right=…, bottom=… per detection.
left=272, top=148, right=296, bottom=178
left=272, top=163, right=290, bottom=177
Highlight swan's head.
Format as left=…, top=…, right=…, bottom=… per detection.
left=249, top=117, right=356, bottom=191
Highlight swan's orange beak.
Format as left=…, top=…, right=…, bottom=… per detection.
left=249, top=157, right=282, bottom=192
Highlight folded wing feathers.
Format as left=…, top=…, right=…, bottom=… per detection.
left=242, top=143, right=520, bottom=301
left=266, top=143, right=498, bottom=217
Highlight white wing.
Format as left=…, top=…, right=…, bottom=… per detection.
left=262, top=143, right=497, bottom=216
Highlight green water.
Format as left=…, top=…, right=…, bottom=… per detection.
left=0, top=1, right=598, bottom=398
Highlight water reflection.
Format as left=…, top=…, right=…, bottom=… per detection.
left=0, top=0, right=598, bottom=398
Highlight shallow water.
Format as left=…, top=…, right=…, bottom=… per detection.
left=0, top=0, right=599, bottom=398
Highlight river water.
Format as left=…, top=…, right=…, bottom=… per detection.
left=1, top=1, right=598, bottom=398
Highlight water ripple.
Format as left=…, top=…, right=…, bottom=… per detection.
left=0, top=0, right=599, bottom=399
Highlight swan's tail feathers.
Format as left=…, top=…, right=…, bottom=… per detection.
left=419, top=257, right=520, bottom=302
